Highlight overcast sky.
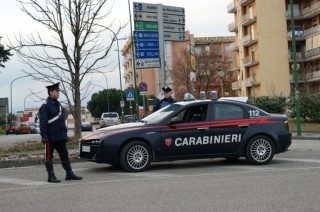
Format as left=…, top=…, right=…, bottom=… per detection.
left=0, top=0, right=233, bottom=113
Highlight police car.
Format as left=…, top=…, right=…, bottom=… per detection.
left=79, top=92, right=292, bottom=172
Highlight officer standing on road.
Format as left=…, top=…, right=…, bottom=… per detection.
left=153, top=86, right=175, bottom=111
left=39, top=82, right=82, bottom=183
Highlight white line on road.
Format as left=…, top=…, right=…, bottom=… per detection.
left=275, top=158, right=320, bottom=163
left=0, top=177, right=48, bottom=186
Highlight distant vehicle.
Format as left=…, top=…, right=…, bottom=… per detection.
left=80, top=92, right=292, bottom=172
left=35, top=123, right=40, bottom=134
left=81, top=122, right=93, bottom=131
left=26, top=121, right=36, bottom=134
left=6, top=122, right=31, bottom=135
left=99, top=112, right=120, bottom=128
left=122, top=115, right=137, bottom=123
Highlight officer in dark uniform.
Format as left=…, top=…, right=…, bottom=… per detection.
left=153, top=86, right=175, bottom=111
left=39, top=82, right=82, bottom=183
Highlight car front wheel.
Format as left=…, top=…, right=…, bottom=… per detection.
left=246, top=135, right=275, bottom=165
left=120, top=141, right=151, bottom=172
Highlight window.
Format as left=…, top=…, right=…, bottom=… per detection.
left=214, top=104, right=245, bottom=120
left=312, top=18, right=317, bottom=27
left=174, top=104, right=208, bottom=123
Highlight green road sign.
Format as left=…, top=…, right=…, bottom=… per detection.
left=135, top=21, right=158, bottom=31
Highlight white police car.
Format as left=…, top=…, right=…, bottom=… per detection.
left=79, top=92, right=292, bottom=172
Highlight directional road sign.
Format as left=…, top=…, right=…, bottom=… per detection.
left=135, top=21, right=158, bottom=31
left=135, top=40, right=159, bottom=49
left=134, top=31, right=159, bottom=40
left=133, top=2, right=158, bottom=12
left=136, top=58, right=161, bottom=69
left=163, top=14, right=185, bottom=25
left=163, top=32, right=185, bottom=41
left=134, top=11, right=158, bottom=22
left=163, top=5, right=185, bottom=16
left=163, top=23, right=185, bottom=32
left=126, top=90, right=135, bottom=101
left=136, top=49, right=160, bottom=59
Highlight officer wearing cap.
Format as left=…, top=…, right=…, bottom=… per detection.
left=153, top=86, right=175, bottom=111
left=39, top=82, right=82, bottom=183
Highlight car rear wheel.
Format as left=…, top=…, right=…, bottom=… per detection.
left=120, top=141, right=151, bottom=172
left=246, top=135, right=275, bottom=165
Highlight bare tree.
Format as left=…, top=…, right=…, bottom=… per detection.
left=8, top=0, right=127, bottom=140
left=299, top=61, right=315, bottom=93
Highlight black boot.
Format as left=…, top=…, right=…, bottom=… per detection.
left=45, top=160, right=61, bottom=183
left=61, top=159, right=82, bottom=181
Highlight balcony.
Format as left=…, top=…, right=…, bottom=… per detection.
left=303, top=26, right=320, bottom=38
left=229, top=63, right=240, bottom=72
left=244, top=77, right=260, bottom=87
left=305, top=47, right=320, bottom=59
left=226, top=42, right=239, bottom=51
left=288, top=52, right=306, bottom=62
left=286, top=8, right=303, bottom=20
left=287, top=30, right=304, bottom=41
left=228, top=22, right=238, bottom=32
left=302, top=1, right=320, bottom=19
left=243, top=56, right=259, bottom=68
left=242, top=34, right=258, bottom=47
left=240, top=0, right=254, bottom=7
left=290, top=71, right=320, bottom=83
left=227, top=2, right=237, bottom=13
left=241, top=13, right=257, bottom=27
left=232, top=81, right=239, bottom=90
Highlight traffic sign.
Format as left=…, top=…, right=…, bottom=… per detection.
left=133, top=2, right=158, bottom=13
left=163, top=32, right=185, bottom=41
left=163, top=23, right=185, bottom=32
left=135, top=40, right=159, bottom=49
left=163, top=14, right=185, bottom=25
left=163, top=5, right=185, bottom=16
left=134, top=31, right=159, bottom=40
left=136, top=58, right=161, bottom=68
left=126, top=90, right=135, bottom=101
left=136, top=49, right=160, bottom=59
left=135, top=21, right=158, bottom=31
left=120, top=100, right=125, bottom=108
left=139, top=82, right=148, bottom=92
left=134, top=11, right=158, bottom=22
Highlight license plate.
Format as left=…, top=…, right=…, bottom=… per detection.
left=82, top=146, right=91, bottom=152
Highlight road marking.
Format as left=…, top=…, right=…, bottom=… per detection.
left=0, top=177, right=48, bottom=186
left=275, top=158, right=320, bottom=163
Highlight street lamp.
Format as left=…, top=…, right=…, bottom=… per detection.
left=217, top=70, right=225, bottom=97
left=10, top=75, right=29, bottom=117
left=24, top=91, right=41, bottom=111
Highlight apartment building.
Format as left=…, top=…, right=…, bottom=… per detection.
left=227, top=0, right=320, bottom=97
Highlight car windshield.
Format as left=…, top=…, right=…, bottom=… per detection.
left=141, top=103, right=183, bottom=124
left=103, top=113, right=118, bottom=118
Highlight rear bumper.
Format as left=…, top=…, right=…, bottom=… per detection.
left=277, top=132, right=292, bottom=153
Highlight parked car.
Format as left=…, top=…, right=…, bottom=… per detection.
left=35, top=123, right=40, bottom=134
left=122, top=115, right=137, bottom=123
left=6, top=122, right=31, bottom=135
left=81, top=122, right=93, bottom=131
left=99, top=112, right=120, bottom=128
left=80, top=92, right=292, bottom=172
left=26, top=121, right=36, bottom=134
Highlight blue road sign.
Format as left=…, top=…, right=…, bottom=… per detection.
left=134, top=31, right=159, bottom=40
left=136, top=49, right=160, bottom=59
left=139, top=82, right=148, bottom=92
left=135, top=40, right=159, bottom=49
left=126, top=90, right=135, bottom=101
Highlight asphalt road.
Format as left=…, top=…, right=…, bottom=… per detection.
left=0, top=139, right=319, bottom=212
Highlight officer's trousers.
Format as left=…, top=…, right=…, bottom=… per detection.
left=44, top=140, right=69, bottom=162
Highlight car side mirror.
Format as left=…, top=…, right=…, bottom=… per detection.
left=170, top=116, right=182, bottom=124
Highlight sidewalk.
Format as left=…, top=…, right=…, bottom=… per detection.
left=291, top=132, right=320, bottom=140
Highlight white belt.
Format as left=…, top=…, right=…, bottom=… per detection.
left=48, top=106, right=62, bottom=124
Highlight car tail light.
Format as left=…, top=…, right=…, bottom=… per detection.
left=283, top=120, right=289, bottom=130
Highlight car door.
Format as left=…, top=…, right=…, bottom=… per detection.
left=160, top=103, right=212, bottom=158
left=207, top=102, right=251, bottom=155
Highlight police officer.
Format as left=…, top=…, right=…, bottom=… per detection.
left=40, top=82, right=82, bottom=183
left=153, top=86, right=175, bottom=111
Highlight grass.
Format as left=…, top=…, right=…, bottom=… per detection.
left=288, top=119, right=320, bottom=132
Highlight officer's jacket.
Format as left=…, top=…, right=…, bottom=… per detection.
left=39, top=97, right=67, bottom=142
left=153, top=96, right=175, bottom=111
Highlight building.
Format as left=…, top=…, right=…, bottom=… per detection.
left=226, top=0, right=320, bottom=97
